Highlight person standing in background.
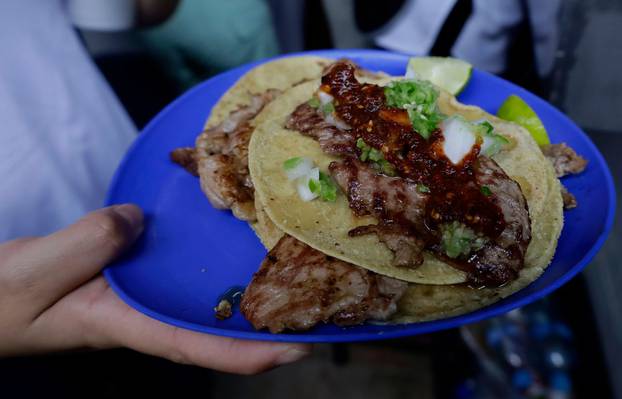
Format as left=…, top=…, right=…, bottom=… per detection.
left=0, top=0, right=308, bottom=372
left=354, top=0, right=561, bottom=92
left=138, top=0, right=280, bottom=90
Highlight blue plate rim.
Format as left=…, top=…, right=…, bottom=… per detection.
left=103, top=49, right=616, bottom=343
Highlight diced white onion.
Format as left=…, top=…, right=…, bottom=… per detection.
left=481, top=135, right=494, bottom=154
left=296, top=179, right=318, bottom=202
left=325, top=113, right=351, bottom=130
left=307, top=167, right=320, bottom=181
left=441, top=117, right=477, bottom=165
left=296, top=167, right=320, bottom=202
left=285, top=157, right=314, bottom=181
left=318, top=91, right=334, bottom=105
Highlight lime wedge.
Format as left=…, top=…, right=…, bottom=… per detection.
left=497, top=95, right=550, bottom=146
left=406, top=57, right=473, bottom=95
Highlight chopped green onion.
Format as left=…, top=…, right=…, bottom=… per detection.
left=284, top=156, right=315, bottom=181
left=480, top=185, right=492, bottom=196
left=384, top=79, right=445, bottom=139
left=321, top=102, right=335, bottom=115
left=308, top=171, right=338, bottom=202
left=373, top=159, right=396, bottom=177
left=416, top=184, right=430, bottom=193
left=478, top=120, right=494, bottom=135
left=356, top=138, right=370, bottom=161
left=319, top=172, right=338, bottom=201
left=474, top=120, right=510, bottom=157
left=356, top=138, right=396, bottom=176
left=283, top=157, right=303, bottom=170
left=307, top=97, right=321, bottom=108
left=441, top=221, right=487, bottom=259
left=368, top=147, right=383, bottom=162
left=308, top=178, right=320, bottom=193
left=481, top=133, right=510, bottom=157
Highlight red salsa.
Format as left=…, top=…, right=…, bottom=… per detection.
left=321, top=62, right=511, bottom=283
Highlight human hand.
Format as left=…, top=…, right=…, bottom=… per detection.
left=0, top=204, right=310, bottom=373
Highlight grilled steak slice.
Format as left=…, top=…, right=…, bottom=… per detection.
left=542, top=143, right=587, bottom=178
left=329, top=157, right=530, bottom=286
left=286, top=103, right=356, bottom=156
left=170, top=147, right=199, bottom=176
left=241, top=235, right=408, bottom=333
left=349, top=224, right=425, bottom=267
left=329, top=158, right=427, bottom=224
left=468, top=156, right=531, bottom=285
left=198, top=153, right=256, bottom=219
left=171, top=89, right=280, bottom=221
left=329, top=158, right=427, bottom=268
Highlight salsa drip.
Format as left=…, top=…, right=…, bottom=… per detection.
left=321, top=62, right=506, bottom=250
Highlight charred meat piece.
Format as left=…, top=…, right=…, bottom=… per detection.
left=241, top=235, right=408, bottom=333
left=198, top=153, right=256, bottom=220
left=542, top=143, right=587, bottom=178
left=349, top=224, right=425, bottom=267
left=329, top=157, right=530, bottom=286
left=329, top=158, right=427, bottom=268
left=561, top=185, right=577, bottom=209
left=286, top=103, right=356, bottom=156
left=329, top=158, right=427, bottom=224
left=170, top=147, right=199, bottom=176
left=171, top=89, right=280, bottom=221
left=466, top=156, right=531, bottom=285
left=214, top=299, right=233, bottom=320
left=542, top=143, right=586, bottom=210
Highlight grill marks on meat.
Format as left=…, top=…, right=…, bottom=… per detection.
left=329, top=157, right=530, bottom=286
left=286, top=103, right=356, bottom=156
left=560, top=185, right=577, bottom=209
left=330, top=158, right=427, bottom=267
left=466, top=157, right=531, bottom=285
left=171, top=90, right=279, bottom=221
left=542, top=143, right=587, bottom=178
left=349, top=224, right=425, bottom=267
left=330, top=159, right=427, bottom=223
left=542, top=143, right=586, bottom=210
left=170, top=147, right=199, bottom=176
left=241, top=235, right=408, bottom=333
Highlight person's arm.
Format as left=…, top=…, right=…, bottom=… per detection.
left=135, top=0, right=180, bottom=27
left=0, top=204, right=309, bottom=374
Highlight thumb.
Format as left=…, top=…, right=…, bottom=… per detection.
left=8, top=204, right=143, bottom=309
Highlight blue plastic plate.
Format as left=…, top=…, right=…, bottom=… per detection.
left=104, top=49, right=615, bottom=343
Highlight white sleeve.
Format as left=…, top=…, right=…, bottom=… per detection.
left=374, top=0, right=458, bottom=56
left=66, top=0, right=137, bottom=31
left=451, top=0, right=524, bottom=75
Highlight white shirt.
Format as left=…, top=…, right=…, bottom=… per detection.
left=0, top=1, right=136, bottom=240
left=375, top=0, right=560, bottom=77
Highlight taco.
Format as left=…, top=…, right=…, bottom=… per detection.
left=249, top=61, right=562, bottom=286
left=170, top=55, right=333, bottom=230
left=240, top=59, right=582, bottom=333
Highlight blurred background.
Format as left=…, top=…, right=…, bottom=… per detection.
left=2, top=0, right=621, bottom=397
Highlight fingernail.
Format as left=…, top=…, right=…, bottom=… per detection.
left=113, top=204, right=144, bottom=237
left=275, top=346, right=311, bottom=365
